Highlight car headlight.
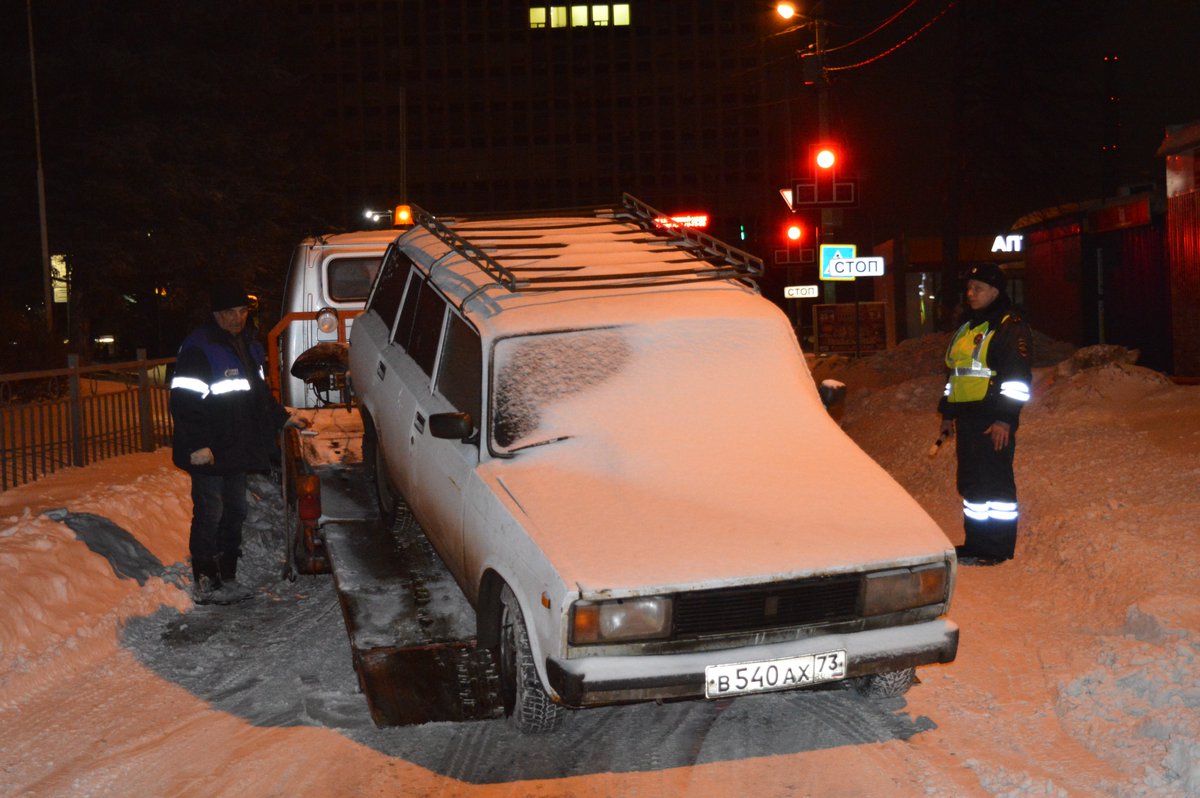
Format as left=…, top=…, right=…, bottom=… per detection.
left=315, top=307, right=339, bottom=334
left=861, top=563, right=948, bottom=616
left=570, top=596, right=672, bottom=645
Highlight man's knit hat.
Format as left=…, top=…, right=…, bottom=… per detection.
left=209, top=281, right=250, bottom=312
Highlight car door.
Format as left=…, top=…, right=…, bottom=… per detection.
left=408, top=309, right=483, bottom=580
left=353, top=247, right=420, bottom=500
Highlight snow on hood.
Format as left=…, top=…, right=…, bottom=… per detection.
left=483, top=313, right=951, bottom=593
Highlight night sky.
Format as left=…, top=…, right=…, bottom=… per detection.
left=3, top=1, right=1198, bottom=360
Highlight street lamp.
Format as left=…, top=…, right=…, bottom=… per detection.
left=776, top=2, right=798, bottom=20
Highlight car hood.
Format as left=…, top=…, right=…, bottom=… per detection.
left=480, top=412, right=952, bottom=594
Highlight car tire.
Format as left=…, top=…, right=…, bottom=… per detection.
left=363, top=423, right=397, bottom=520
left=499, top=584, right=565, bottom=733
left=851, top=667, right=916, bottom=698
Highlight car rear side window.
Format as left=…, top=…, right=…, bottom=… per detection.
left=325, top=256, right=382, bottom=302
left=365, top=247, right=414, bottom=329
left=436, top=313, right=482, bottom=423
left=393, top=275, right=446, bottom=377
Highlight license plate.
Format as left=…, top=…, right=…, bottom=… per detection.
left=705, top=650, right=847, bottom=699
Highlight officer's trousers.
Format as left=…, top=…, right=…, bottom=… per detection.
left=954, top=415, right=1019, bottom=560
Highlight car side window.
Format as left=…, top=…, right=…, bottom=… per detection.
left=365, top=246, right=412, bottom=329
left=436, top=313, right=482, bottom=423
left=393, top=273, right=446, bottom=377
left=391, top=268, right=423, bottom=349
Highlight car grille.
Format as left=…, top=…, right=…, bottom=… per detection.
left=672, top=574, right=862, bottom=637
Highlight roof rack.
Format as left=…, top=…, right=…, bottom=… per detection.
left=409, top=195, right=763, bottom=295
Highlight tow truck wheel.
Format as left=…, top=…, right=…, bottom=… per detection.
left=499, top=584, right=565, bottom=734
left=851, top=667, right=916, bottom=698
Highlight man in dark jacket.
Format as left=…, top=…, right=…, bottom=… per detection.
left=170, top=281, right=291, bottom=603
left=937, top=263, right=1033, bottom=565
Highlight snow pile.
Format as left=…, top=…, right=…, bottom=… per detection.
left=1059, top=600, right=1200, bottom=795
left=0, top=456, right=193, bottom=707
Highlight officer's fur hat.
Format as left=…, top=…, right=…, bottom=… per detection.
left=965, top=263, right=1006, bottom=291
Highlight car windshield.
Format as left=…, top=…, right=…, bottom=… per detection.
left=488, top=316, right=811, bottom=455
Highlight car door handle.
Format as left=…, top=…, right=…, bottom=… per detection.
left=376, top=360, right=387, bottom=381
left=414, top=412, right=426, bottom=434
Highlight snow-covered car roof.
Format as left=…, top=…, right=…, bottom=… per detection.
left=394, top=196, right=764, bottom=340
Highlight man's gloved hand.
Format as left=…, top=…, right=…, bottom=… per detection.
left=190, top=447, right=214, bottom=465
left=939, top=418, right=954, bottom=439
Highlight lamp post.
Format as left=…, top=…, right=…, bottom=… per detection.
left=26, top=0, right=53, bottom=335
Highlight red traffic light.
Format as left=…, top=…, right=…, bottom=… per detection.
left=815, top=147, right=837, bottom=170
left=786, top=224, right=804, bottom=242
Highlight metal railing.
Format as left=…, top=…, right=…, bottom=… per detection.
left=0, top=350, right=175, bottom=492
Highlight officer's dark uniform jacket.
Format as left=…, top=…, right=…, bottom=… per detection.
left=170, top=320, right=287, bottom=474
left=937, top=294, right=1032, bottom=427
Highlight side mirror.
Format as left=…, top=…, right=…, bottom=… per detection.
left=429, top=412, right=475, bottom=442
left=818, top=379, right=846, bottom=411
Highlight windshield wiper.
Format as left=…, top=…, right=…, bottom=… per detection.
left=506, top=435, right=573, bottom=453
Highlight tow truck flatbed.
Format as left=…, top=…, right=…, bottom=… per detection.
left=282, top=412, right=502, bottom=726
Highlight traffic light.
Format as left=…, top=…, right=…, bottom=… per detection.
left=775, top=219, right=815, bottom=265
left=813, top=144, right=838, bottom=203
left=815, top=147, right=836, bottom=171
left=791, top=143, right=857, bottom=208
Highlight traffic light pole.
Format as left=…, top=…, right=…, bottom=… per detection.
left=813, top=17, right=837, bottom=306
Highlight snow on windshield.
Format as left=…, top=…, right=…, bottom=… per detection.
left=491, top=329, right=631, bottom=450
left=489, top=315, right=817, bottom=457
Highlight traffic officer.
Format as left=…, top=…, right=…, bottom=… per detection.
left=938, top=263, right=1033, bottom=564
left=170, top=281, right=292, bottom=604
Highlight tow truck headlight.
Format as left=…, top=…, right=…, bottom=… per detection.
left=861, top=563, right=948, bottom=616
left=570, top=596, right=672, bottom=645
left=315, top=307, right=339, bottom=334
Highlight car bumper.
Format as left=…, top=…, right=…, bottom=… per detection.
left=546, top=619, right=959, bottom=708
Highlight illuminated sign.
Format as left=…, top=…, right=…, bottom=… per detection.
left=654, top=214, right=709, bottom=229
left=991, top=234, right=1023, bottom=253
left=51, top=254, right=69, bottom=304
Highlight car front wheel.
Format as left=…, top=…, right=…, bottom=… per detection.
left=851, top=667, right=916, bottom=698
left=499, top=584, right=565, bottom=733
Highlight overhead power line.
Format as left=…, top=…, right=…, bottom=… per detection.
left=821, top=0, right=921, bottom=55
left=825, top=1, right=958, bottom=73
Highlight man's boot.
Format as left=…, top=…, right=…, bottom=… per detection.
left=191, top=556, right=224, bottom=604
left=214, top=550, right=254, bottom=603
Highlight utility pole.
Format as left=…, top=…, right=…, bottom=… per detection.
left=27, top=0, right=53, bottom=335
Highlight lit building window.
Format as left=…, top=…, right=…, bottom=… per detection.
left=530, top=4, right=630, bottom=29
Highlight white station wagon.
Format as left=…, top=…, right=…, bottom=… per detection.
left=349, top=195, right=958, bottom=732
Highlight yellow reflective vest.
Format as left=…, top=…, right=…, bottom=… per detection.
left=944, top=316, right=1006, bottom=404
